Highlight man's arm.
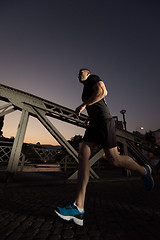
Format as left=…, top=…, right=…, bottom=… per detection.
left=75, top=81, right=107, bottom=116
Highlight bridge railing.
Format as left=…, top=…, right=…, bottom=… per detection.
left=0, top=141, right=61, bottom=170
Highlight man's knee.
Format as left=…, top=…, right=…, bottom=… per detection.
left=78, top=149, right=89, bottom=163
left=108, top=155, right=121, bottom=167
left=105, top=147, right=121, bottom=167
left=78, top=142, right=94, bottom=162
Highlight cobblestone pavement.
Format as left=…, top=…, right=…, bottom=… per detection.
left=0, top=173, right=160, bottom=240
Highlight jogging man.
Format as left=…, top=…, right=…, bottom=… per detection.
left=55, top=68, right=154, bottom=226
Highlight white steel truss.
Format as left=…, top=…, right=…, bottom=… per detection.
left=0, top=83, right=159, bottom=178
left=0, top=84, right=99, bottom=178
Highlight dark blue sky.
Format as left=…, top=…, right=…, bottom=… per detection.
left=0, top=0, right=160, bottom=143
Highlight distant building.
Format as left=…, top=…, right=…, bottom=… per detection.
left=153, top=129, right=160, bottom=146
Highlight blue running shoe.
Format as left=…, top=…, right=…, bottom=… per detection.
left=142, top=164, right=154, bottom=190
left=54, top=204, right=84, bottom=226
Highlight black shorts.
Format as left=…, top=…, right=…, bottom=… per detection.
left=82, top=118, right=117, bottom=150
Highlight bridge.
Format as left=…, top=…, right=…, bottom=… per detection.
left=0, top=83, right=160, bottom=179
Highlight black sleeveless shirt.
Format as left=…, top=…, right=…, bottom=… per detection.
left=82, top=75, right=112, bottom=122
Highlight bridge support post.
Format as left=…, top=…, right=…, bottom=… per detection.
left=7, top=109, right=29, bottom=173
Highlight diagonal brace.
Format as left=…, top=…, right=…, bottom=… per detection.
left=30, top=105, right=99, bottom=179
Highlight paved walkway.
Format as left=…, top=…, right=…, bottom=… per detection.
left=0, top=172, right=160, bottom=240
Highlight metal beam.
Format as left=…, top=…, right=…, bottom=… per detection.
left=0, top=102, right=16, bottom=117
left=30, top=105, right=99, bottom=179
left=0, top=83, right=88, bottom=128
left=0, top=103, right=13, bottom=110
left=31, top=106, right=79, bottom=160
left=1, top=83, right=159, bottom=177
left=7, top=109, right=29, bottom=173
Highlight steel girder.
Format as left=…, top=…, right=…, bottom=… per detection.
left=0, top=83, right=159, bottom=177
left=0, top=84, right=100, bottom=178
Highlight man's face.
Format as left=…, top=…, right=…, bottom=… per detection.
left=78, top=70, right=90, bottom=83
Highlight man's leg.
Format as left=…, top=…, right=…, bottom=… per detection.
left=105, top=147, right=146, bottom=174
left=74, top=142, right=96, bottom=209
left=104, top=146, right=154, bottom=190
left=54, top=142, right=95, bottom=226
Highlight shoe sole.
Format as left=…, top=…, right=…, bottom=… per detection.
left=54, top=210, right=83, bottom=226
left=146, top=164, right=152, bottom=174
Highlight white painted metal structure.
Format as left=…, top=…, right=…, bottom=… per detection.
left=0, top=84, right=159, bottom=179
left=0, top=84, right=100, bottom=178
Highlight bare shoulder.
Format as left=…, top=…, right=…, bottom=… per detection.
left=93, top=81, right=107, bottom=90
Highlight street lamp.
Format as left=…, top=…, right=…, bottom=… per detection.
left=136, top=126, right=144, bottom=134
left=120, top=109, right=127, bottom=131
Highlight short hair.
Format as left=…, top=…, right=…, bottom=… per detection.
left=79, top=68, right=91, bottom=73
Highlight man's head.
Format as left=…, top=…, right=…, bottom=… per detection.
left=78, top=68, right=91, bottom=83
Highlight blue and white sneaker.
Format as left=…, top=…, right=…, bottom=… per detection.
left=142, top=164, right=154, bottom=190
left=54, top=204, right=84, bottom=226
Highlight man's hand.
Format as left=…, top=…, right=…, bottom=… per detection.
left=75, top=104, right=86, bottom=116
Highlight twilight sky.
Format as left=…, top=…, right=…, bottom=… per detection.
left=0, top=0, right=160, bottom=145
